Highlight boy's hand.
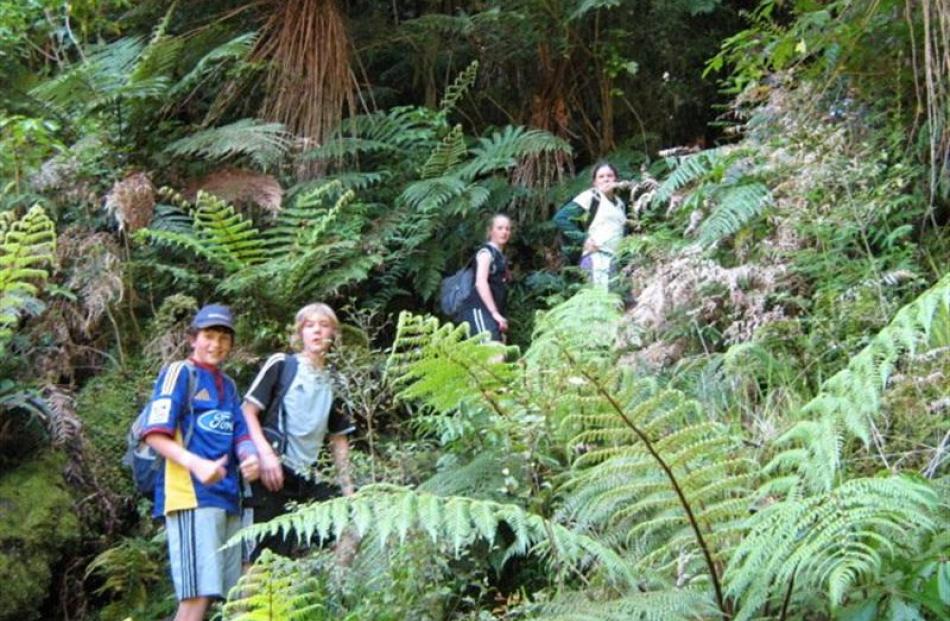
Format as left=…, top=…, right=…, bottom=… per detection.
left=240, top=454, right=260, bottom=482
left=190, top=454, right=228, bottom=485
left=259, top=448, right=285, bottom=492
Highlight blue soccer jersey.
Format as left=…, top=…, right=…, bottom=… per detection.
left=141, top=359, right=254, bottom=516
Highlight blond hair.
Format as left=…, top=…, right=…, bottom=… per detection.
left=289, top=303, right=339, bottom=350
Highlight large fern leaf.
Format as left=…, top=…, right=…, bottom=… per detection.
left=165, top=118, right=292, bottom=169
left=725, top=477, right=939, bottom=620
left=232, top=484, right=634, bottom=588
left=697, top=182, right=772, bottom=245
left=769, top=272, right=950, bottom=490
left=0, top=205, right=56, bottom=351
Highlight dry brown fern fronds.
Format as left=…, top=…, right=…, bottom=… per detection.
left=251, top=0, right=357, bottom=150
left=103, top=172, right=155, bottom=233
left=184, top=167, right=283, bottom=215
left=56, top=228, right=124, bottom=338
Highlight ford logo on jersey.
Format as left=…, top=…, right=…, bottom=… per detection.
left=197, top=410, right=234, bottom=435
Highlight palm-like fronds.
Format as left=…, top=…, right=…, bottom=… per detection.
left=232, top=484, right=634, bottom=588
left=770, top=272, right=950, bottom=491
left=725, top=477, right=939, bottom=620
left=697, top=182, right=772, bottom=246
left=651, top=147, right=734, bottom=208
left=165, top=118, right=292, bottom=169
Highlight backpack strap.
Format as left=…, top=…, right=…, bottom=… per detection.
left=585, top=191, right=601, bottom=228
left=262, top=353, right=300, bottom=436
left=478, top=243, right=503, bottom=276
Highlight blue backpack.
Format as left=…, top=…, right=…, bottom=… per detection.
left=122, top=361, right=198, bottom=496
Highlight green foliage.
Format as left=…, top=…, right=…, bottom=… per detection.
left=0, top=205, right=55, bottom=354
left=164, top=118, right=292, bottom=170
left=84, top=533, right=172, bottom=621
left=651, top=147, right=734, bottom=208
left=0, top=452, right=80, bottom=621
left=770, top=273, right=950, bottom=492
left=726, top=477, right=940, bottom=620
left=234, top=483, right=633, bottom=587
left=224, top=550, right=326, bottom=620
left=696, top=182, right=771, bottom=246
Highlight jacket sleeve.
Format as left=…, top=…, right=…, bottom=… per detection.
left=554, top=200, right=587, bottom=245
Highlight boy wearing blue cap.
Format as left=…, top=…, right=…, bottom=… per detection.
left=140, top=304, right=259, bottom=621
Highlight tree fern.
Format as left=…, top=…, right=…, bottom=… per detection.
left=651, top=147, right=734, bottom=208
left=769, top=272, right=950, bottom=490
left=725, top=477, right=940, bottom=620
left=232, top=484, right=634, bottom=588
left=165, top=118, right=292, bottom=169
left=696, top=182, right=772, bottom=246
left=387, top=312, right=518, bottom=417
left=0, top=205, right=56, bottom=351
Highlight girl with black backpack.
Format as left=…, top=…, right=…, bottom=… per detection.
left=455, top=214, right=512, bottom=342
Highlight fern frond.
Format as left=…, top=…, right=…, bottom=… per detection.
left=165, top=118, right=292, bottom=169
left=191, top=191, right=266, bottom=270
left=697, top=182, right=772, bottom=245
left=770, top=273, right=950, bottom=489
left=420, top=125, right=468, bottom=179
left=169, top=33, right=256, bottom=99
left=725, top=476, right=939, bottom=620
left=458, top=125, right=571, bottom=180
left=223, top=550, right=325, bottom=619
left=651, top=146, right=733, bottom=208
left=438, top=60, right=479, bottom=119
left=232, top=484, right=635, bottom=588
left=569, top=0, right=624, bottom=22
left=387, top=312, right=518, bottom=417
left=534, top=586, right=715, bottom=620
left=0, top=205, right=56, bottom=350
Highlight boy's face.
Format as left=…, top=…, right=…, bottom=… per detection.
left=299, top=313, right=336, bottom=357
left=190, top=327, right=233, bottom=366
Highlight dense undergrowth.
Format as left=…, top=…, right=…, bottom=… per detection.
left=0, top=0, right=947, bottom=620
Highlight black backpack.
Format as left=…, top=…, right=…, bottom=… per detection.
left=439, top=244, right=502, bottom=317
left=260, top=353, right=300, bottom=455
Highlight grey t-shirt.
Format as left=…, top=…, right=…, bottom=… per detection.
left=244, top=353, right=355, bottom=477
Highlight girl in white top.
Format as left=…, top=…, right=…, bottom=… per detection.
left=554, top=162, right=628, bottom=289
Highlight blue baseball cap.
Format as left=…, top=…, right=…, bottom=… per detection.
left=191, top=304, right=235, bottom=331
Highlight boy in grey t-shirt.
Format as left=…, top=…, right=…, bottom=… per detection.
left=241, top=303, right=355, bottom=557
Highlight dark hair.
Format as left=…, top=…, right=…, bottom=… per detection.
left=186, top=325, right=235, bottom=343
left=590, top=161, right=619, bottom=182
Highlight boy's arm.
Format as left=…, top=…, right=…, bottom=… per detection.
left=144, top=432, right=228, bottom=485
left=328, top=434, right=355, bottom=496
left=229, top=397, right=260, bottom=483
left=242, top=356, right=286, bottom=491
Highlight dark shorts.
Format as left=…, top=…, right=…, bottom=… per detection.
left=457, top=306, right=503, bottom=342
left=244, top=466, right=339, bottom=559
